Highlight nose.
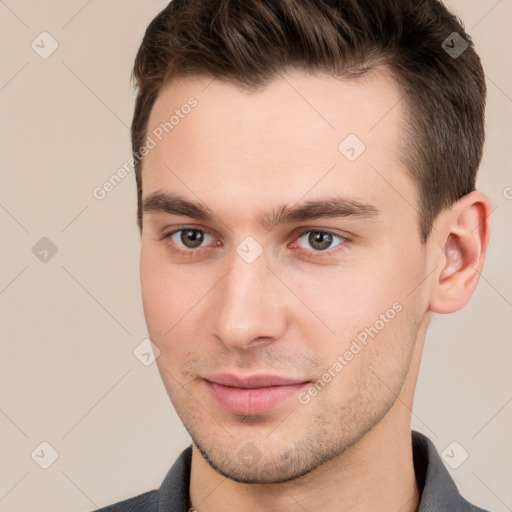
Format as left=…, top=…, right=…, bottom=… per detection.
left=211, top=250, right=287, bottom=351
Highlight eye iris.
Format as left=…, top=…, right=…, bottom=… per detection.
left=309, top=231, right=332, bottom=251
left=181, top=229, right=204, bottom=248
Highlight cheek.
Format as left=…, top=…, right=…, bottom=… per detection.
left=140, top=249, right=190, bottom=385
left=299, top=253, right=423, bottom=353
left=139, top=245, right=211, bottom=345
left=140, top=248, right=163, bottom=329
left=139, top=246, right=181, bottom=337
left=293, top=267, right=396, bottom=334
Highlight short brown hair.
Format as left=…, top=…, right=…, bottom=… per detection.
left=131, top=0, right=486, bottom=242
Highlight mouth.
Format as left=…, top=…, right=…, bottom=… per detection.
left=203, top=373, right=311, bottom=415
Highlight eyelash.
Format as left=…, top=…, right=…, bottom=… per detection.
left=160, top=225, right=350, bottom=259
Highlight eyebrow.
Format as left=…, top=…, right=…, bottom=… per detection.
left=142, top=191, right=380, bottom=229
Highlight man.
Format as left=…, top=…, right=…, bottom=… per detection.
left=96, top=0, right=493, bottom=510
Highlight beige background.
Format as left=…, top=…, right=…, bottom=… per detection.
left=0, top=1, right=511, bottom=511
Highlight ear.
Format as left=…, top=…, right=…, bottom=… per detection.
left=429, top=190, right=492, bottom=314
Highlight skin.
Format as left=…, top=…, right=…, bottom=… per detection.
left=139, top=68, right=491, bottom=512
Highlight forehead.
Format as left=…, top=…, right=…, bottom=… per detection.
left=147, top=67, right=404, bottom=152
left=142, top=68, right=416, bottom=229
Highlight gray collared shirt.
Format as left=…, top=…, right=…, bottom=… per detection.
left=94, top=430, right=492, bottom=511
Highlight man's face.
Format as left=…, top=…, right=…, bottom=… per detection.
left=139, top=69, right=431, bottom=483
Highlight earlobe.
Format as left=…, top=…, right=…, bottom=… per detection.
left=429, top=191, right=492, bottom=314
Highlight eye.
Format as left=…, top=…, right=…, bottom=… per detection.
left=161, top=226, right=348, bottom=258
left=294, top=229, right=346, bottom=252
left=164, top=227, right=215, bottom=251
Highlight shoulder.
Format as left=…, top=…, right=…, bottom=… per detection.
left=412, top=431, right=494, bottom=512
left=92, top=489, right=158, bottom=512
left=90, top=445, right=192, bottom=512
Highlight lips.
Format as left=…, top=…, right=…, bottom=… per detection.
left=205, top=373, right=308, bottom=388
left=203, top=373, right=310, bottom=415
